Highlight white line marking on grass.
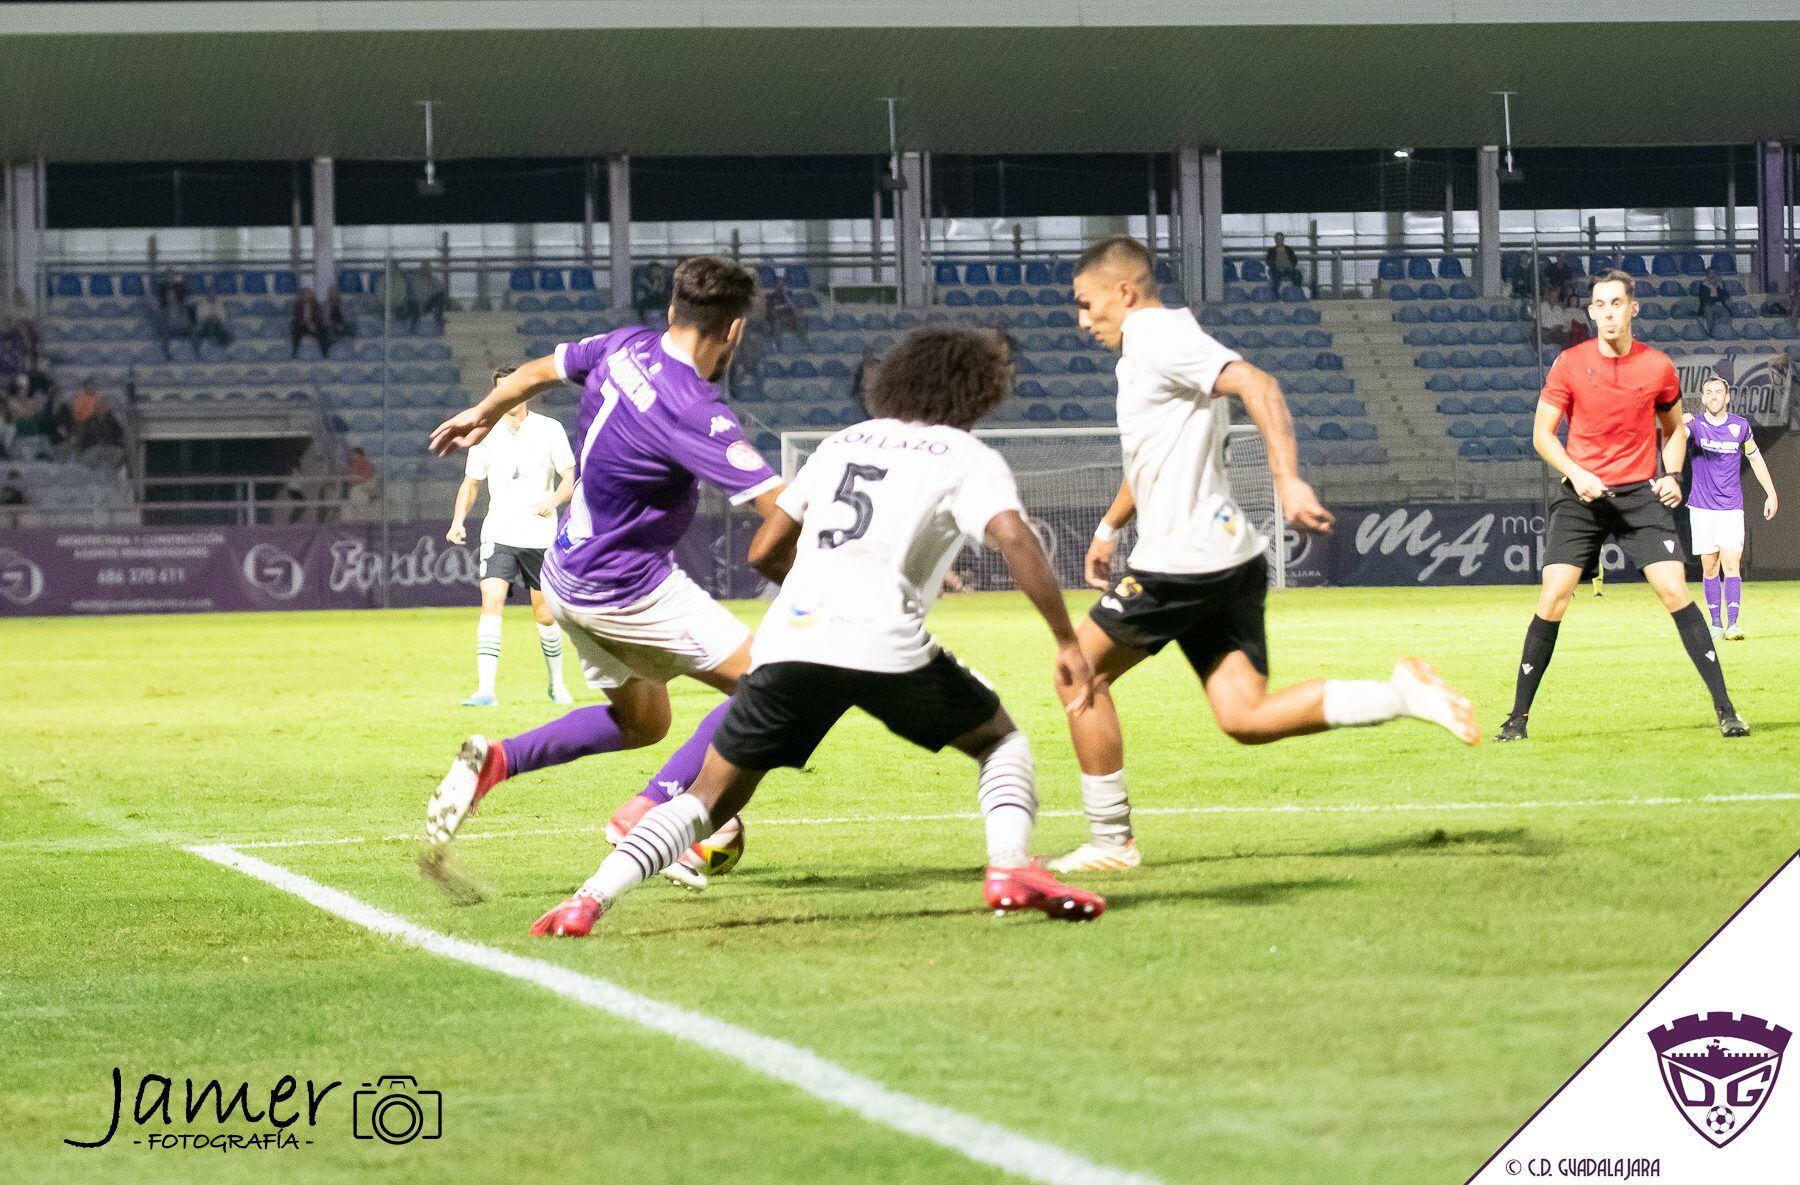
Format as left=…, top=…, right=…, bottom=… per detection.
left=217, top=791, right=1800, bottom=851
left=185, top=844, right=1162, bottom=1185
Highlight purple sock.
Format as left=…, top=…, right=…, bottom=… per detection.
left=1704, top=575, right=1723, bottom=625
left=1724, top=576, right=1742, bottom=626
left=501, top=704, right=626, bottom=778
left=637, top=699, right=733, bottom=805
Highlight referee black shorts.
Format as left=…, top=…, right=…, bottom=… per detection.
left=712, top=651, right=1003, bottom=771
left=1087, top=554, right=1270, bottom=678
left=1543, top=480, right=1682, bottom=572
left=479, top=542, right=545, bottom=593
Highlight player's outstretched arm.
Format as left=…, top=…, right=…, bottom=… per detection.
left=1747, top=441, right=1780, bottom=520
left=429, top=355, right=563, bottom=456
left=1213, top=360, right=1332, bottom=533
left=447, top=477, right=480, bottom=545
left=747, top=497, right=801, bottom=584
left=988, top=510, right=1097, bottom=712
left=1085, top=479, right=1136, bottom=590
left=1532, top=399, right=1606, bottom=501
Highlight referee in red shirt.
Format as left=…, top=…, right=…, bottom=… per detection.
left=1497, top=268, right=1748, bottom=740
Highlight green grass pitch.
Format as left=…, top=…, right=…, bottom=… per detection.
left=3, top=583, right=1795, bottom=1184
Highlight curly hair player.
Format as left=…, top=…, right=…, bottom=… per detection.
left=532, top=328, right=1108, bottom=936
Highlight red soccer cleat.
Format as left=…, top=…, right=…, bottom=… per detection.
left=424, top=736, right=509, bottom=846
left=984, top=864, right=1106, bottom=922
left=530, top=893, right=605, bottom=938
left=604, top=792, right=656, bottom=845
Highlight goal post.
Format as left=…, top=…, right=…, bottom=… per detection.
left=779, top=424, right=1285, bottom=592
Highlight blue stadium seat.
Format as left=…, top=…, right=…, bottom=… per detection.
left=1024, top=262, right=1054, bottom=286
left=1589, top=254, right=1616, bottom=274
left=1407, top=257, right=1435, bottom=280
left=1710, top=252, right=1737, bottom=276
left=934, top=262, right=960, bottom=285
left=1426, top=305, right=1455, bottom=324
left=1486, top=372, right=1514, bottom=392
left=803, top=406, right=835, bottom=427
left=963, top=263, right=990, bottom=286
left=1634, top=280, right=1656, bottom=298
left=1477, top=348, right=1508, bottom=368
left=1223, top=260, right=1240, bottom=282
left=783, top=266, right=812, bottom=289
left=1459, top=374, right=1488, bottom=393
left=1054, top=260, right=1075, bottom=285
left=1506, top=346, right=1534, bottom=367
left=1025, top=402, right=1056, bottom=423
left=86, top=274, right=115, bottom=297
left=568, top=268, right=596, bottom=291
left=1154, top=260, right=1174, bottom=283
left=1045, top=310, right=1075, bottom=328
left=1292, top=421, right=1315, bottom=441
left=1446, top=349, right=1475, bottom=368
left=1438, top=257, right=1466, bottom=279
left=1068, top=355, right=1098, bottom=374
left=1347, top=420, right=1377, bottom=441
left=1621, top=254, right=1648, bottom=276
left=1488, top=303, right=1520, bottom=322
left=944, top=289, right=973, bottom=307
left=1417, top=350, right=1446, bottom=369
left=1058, top=402, right=1089, bottom=422
left=1457, top=438, right=1487, bottom=457
left=1468, top=395, right=1499, bottom=416
left=1316, top=421, right=1348, bottom=441
left=1457, top=304, right=1487, bottom=323
left=1004, top=289, right=1033, bottom=307
left=508, top=268, right=534, bottom=293
left=1395, top=305, right=1425, bottom=323
left=1325, top=375, right=1354, bottom=395
left=994, top=262, right=1022, bottom=286
left=1378, top=257, right=1406, bottom=281
left=1478, top=419, right=1510, bottom=440
left=119, top=274, right=146, bottom=298
left=1678, top=252, right=1706, bottom=276
left=1500, top=395, right=1533, bottom=414
left=1448, top=281, right=1477, bottom=300
left=1655, top=279, right=1683, bottom=298
left=1269, top=329, right=1300, bottom=349
left=1650, top=253, right=1678, bottom=276
left=1436, top=395, right=1468, bottom=415
left=1679, top=323, right=1707, bottom=342
left=1464, top=326, right=1498, bottom=346
left=1240, top=259, right=1267, bottom=282
left=1417, top=282, right=1446, bottom=301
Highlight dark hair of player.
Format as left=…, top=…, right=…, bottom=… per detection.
left=492, top=363, right=518, bottom=385
left=865, top=328, right=1014, bottom=431
left=1075, top=235, right=1156, bottom=288
left=669, top=256, right=756, bottom=338
left=1588, top=268, right=1636, bottom=300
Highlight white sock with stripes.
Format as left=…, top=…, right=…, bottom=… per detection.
left=580, top=795, right=713, bottom=904
left=475, top=616, right=502, bottom=696
left=977, top=731, right=1037, bottom=869
left=1079, top=770, right=1132, bottom=848
left=537, top=622, right=567, bottom=693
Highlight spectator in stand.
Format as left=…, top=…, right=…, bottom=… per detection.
left=8, top=375, right=52, bottom=459
left=344, top=445, right=378, bottom=508
left=0, top=397, right=16, bottom=460
left=326, top=291, right=357, bottom=340
left=727, top=329, right=765, bottom=401
left=850, top=346, right=880, bottom=414
left=1, top=467, right=25, bottom=528
left=1694, top=270, right=1732, bottom=339
left=415, top=263, right=447, bottom=331
left=1535, top=292, right=1567, bottom=351
left=1539, top=256, right=1572, bottom=304
left=192, top=284, right=233, bottom=354
left=1561, top=289, right=1590, bottom=348
left=7, top=288, right=42, bottom=364
left=78, top=400, right=126, bottom=470
left=632, top=262, right=671, bottom=323
left=762, top=274, right=804, bottom=347
left=290, top=288, right=331, bottom=358
left=151, top=270, right=194, bottom=360
left=1265, top=233, right=1304, bottom=299
left=1505, top=253, right=1537, bottom=302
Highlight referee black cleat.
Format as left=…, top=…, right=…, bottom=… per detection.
left=1493, top=713, right=1529, bottom=742
left=1717, top=709, right=1751, bottom=739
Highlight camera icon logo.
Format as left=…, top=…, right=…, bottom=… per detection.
left=352, top=1075, right=442, bottom=1145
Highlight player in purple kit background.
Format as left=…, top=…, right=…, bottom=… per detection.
left=1675, top=375, right=1779, bottom=641
left=419, top=256, right=784, bottom=897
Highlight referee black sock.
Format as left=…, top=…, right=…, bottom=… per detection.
left=1672, top=602, right=1735, bottom=714
left=1509, top=615, right=1560, bottom=719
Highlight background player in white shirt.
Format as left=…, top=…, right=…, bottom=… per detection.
left=531, top=328, right=1107, bottom=936
left=445, top=365, right=576, bottom=706
left=1047, top=237, right=1480, bottom=874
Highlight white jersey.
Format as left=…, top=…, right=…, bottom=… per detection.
left=754, top=419, right=1025, bottom=674
left=465, top=410, right=575, bottom=549
left=1116, top=306, right=1266, bottom=575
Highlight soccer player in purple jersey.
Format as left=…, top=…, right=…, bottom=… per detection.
left=419, top=257, right=785, bottom=895
left=1677, top=375, right=1779, bottom=641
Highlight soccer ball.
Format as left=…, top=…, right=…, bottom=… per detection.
left=686, top=815, right=745, bottom=876
left=1706, top=1105, right=1735, bottom=1135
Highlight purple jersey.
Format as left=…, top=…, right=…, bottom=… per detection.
left=1686, top=413, right=1753, bottom=511
left=543, top=327, right=779, bottom=608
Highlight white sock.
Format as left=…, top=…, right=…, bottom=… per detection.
left=977, top=731, right=1037, bottom=869
left=537, top=622, right=567, bottom=690
left=1079, top=770, right=1132, bottom=847
left=475, top=616, right=502, bottom=695
left=1322, top=680, right=1403, bottom=728
left=580, top=795, right=713, bottom=903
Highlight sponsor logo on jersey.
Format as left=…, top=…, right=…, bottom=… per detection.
left=1115, top=576, right=1142, bottom=600
left=786, top=595, right=824, bottom=627
left=709, top=415, right=733, bottom=437
left=727, top=441, right=764, bottom=472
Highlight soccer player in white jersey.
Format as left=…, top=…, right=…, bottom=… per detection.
left=1046, top=236, right=1480, bottom=874
left=531, top=328, right=1107, bottom=936
left=445, top=365, right=577, bottom=706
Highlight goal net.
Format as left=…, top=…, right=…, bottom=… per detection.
left=779, top=424, right=1284, bottom=592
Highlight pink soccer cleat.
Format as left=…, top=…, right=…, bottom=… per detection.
left=530, top=893, right=605, bottom=938
left=424, top=736, right=509, bottom=846
left=984, top=864, right=1106, bottom=922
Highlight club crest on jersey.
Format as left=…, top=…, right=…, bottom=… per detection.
left=1215, top=506, right=1239, bottom=535
left=727, top=441, right=763, bottom=471
left=786, top=595, right=824, bottom=628
left=1648, top=1012, right=1790, bottom=1147
left=1729, top=423, right=1741, bottom=438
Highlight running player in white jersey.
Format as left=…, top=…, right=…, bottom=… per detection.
left=531, top=328, right=1107, bottom=936
left=445, top=365, right=577, bottom=706
left=1046, top=236, right=1480, bottom=874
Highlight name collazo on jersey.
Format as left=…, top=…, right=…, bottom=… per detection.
left=838, top=429, right=950, bottom=455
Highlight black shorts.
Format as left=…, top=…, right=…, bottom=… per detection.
left=1087, top=554, right=1270, bottom=678
left=1544, top=481, right=1682, bottom=572
left=479, top=542, right=544, bottom=592
left=712, top=651, right=1002, bottom=771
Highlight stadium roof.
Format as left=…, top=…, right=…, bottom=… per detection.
left=2, top=2, right=1796, bottom=160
